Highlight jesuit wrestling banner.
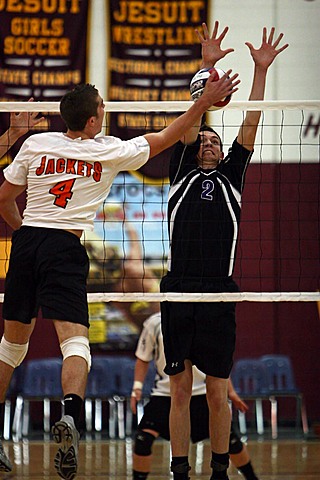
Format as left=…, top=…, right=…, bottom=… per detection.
left=107, top=0, right=210, bottom=179
left=0, top=0, right=90, bottom=165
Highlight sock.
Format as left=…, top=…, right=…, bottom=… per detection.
left=210, top=452, right=229, bottom=480
left=0, top=402, right=4, bottom=437
left=63, top=393, right=83, bottom=430
left=171, top=456, right=190, bottom=480
left=133, top=470, right=149, bottom=480
left=238, top=461, right=259, bottom=480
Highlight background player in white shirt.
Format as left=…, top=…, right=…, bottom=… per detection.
left=131, top=312, right=260, bottom=480
left=0, top=76, right=239, bottom=479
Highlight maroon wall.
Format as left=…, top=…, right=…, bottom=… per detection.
left=233, top=163, right=320, bottom=425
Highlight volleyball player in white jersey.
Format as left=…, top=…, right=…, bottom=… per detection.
left=160, top=23, right=288, bottom=480
left=131, top=312, right=260, bottom=480
left=0, top=76, right=239, bottom=479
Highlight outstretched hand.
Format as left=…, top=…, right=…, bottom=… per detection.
left=245, top=27, right=289, bottom=70
left=203, top=69, right=240, bottom=106
left=195, top=21, right=234, bottom=69
left=10, top=98, right=45, bottom=136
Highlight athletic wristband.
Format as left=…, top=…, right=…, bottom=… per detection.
left=133, top=380, right=143, bottom=390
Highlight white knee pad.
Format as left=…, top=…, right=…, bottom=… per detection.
left=60, top=336, right=91, bottom=372
left=0, top=335, right=29, bottom=368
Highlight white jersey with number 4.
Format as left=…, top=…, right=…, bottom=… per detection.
left=135, top=312, right=206, bottom=396
left=4, top=132, right=150, bottom=231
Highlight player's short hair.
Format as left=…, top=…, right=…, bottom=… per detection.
left=199, top=123, right=223, bottom=151
left=60, top=83, right=100, bottom=131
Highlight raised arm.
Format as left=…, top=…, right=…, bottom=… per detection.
left=237, top=27, right=289, bottom=151
left=0, top=99, right=45, bottom=158
left=180, top=21, right=235, bottom=145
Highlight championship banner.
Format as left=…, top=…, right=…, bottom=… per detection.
left=0, top=0, right=90, bottom=165
left=107, top=0, right=209, bottom=179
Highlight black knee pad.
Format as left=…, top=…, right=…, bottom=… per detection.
left=229, top=429, right=243, bottom=454
left=134, top=430, right=156, bottom=456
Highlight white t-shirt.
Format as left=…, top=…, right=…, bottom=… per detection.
left=4, top=132, right=150, bottom=231
left=135, top=312, right=206, bottom=397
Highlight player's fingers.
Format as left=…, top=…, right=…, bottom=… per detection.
left=195, top=29, right=205, bottom=43
left=245, top=41, right=254, bottom=52
left=272, top=32, right=284, bottom=48
left=267, top=26, right=275, bottom=44
left=222, top=48, right=235, bottom=57
left=217, top=26, right=229, bottom=41
left=221, top=68, right=233, bottom=79
left=276, top=43, right=289, bottom=54
left=229, top=72, right=239, bottom=82
left=211, top=20, right=218, bottom=38
left=262, top=26, right=267, bottom=43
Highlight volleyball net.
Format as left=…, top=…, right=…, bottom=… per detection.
left=0, top=100, right=319, bottom=313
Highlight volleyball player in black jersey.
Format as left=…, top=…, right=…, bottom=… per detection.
left=160, top=22, right=288, bottom=480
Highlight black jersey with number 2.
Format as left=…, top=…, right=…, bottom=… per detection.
left=166, top=136, right=253, bottom=283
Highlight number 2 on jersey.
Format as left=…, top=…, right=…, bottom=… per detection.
left=49, top=179, right=75, bottom=208
left=201, top=179, right=214, bottom=201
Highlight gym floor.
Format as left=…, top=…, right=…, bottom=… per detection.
left=2, top=436, right=320, bottom=479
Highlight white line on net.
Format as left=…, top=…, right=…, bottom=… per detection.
left=85, top=292, right=320, bottom=302
left=0, top=292, right=318, bottom=303
left=83, top=292, right=320, bottom=302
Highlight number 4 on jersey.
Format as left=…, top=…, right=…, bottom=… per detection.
left=49, top=179, right=75, bottom=208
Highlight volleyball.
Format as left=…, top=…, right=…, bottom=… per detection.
left=190, top=67, right=231, bottom=110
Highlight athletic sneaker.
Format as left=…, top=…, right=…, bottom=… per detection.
left=0, top=437, right=12, bottom=472
left=52, top=415, right=79, bottom=480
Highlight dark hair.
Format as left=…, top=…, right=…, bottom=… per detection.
left=60, top=83, right=100, bottom=131
left=199, top=123, right=223, bottom=151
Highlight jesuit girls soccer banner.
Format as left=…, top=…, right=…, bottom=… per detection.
left=0, top=0, right=90, bottom=316
left=107, top=0, right=210, bottom=179
left=0, top=0, right=90, bottom=165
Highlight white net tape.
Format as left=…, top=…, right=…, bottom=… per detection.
left=88, top=292, right=318, bottom=302
left=0, top=292, right=316, bottom=303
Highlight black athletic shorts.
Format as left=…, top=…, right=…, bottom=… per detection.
left=3, top=226, right=90, bottom=326
left=138, top=394, right=209, bottom=443
left=138, top=394, right=240, bottom=445
left=160, top=275, right=237, bottom=378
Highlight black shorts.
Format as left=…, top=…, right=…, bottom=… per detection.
left=139, top=395, right=241, bottom=445
left=160, top=276, right=236, bottom=378
left=138, top=394, right=210, bottom=443
left=3, top=226, right=90, bottom=326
